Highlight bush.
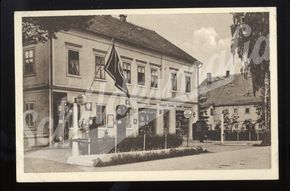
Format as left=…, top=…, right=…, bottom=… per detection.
left=93, top=147, right=207, bottom=167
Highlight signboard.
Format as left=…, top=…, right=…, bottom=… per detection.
left=184, top=109, right=192, bottom=119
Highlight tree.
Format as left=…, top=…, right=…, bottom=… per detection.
left=22, top=16, right=94, bottom=45
left=230, top=13, right=271, bottom=136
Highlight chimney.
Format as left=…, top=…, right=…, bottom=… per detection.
left=226, top=70, right=230, bottom=77
left=119, top=14, right=127, bottom=22
left=207, top=73, right=212, bottom=84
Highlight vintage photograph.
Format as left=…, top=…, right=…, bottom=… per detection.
left=15, top=7, right=278, bottom=182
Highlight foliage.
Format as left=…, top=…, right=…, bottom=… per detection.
left=22, top=16, right=94, bottom=45
left=231, top=12, right=271, bottom=142
left=231, top=12, right=269, bottom=95
left=242, top=119, right=255, bottom=131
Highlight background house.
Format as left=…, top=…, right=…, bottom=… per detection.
left=198, top=70, right=263, bottom=133
left=23, top=15, right=200, bottom=148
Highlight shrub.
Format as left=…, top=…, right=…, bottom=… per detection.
left=115, top=134, right=183, bottom=152
left=94, top=147, right=207, bottom=167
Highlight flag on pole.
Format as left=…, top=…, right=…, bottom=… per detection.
left=104, top=43, right=130, bottom=98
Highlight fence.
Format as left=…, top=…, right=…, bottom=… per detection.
left=206, top=130, right=270, bottom=141
left=74, top=134, right=183, bottom=155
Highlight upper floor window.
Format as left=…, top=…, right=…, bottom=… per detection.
left=171, top=72, right=177, bottom=91
left=210, top=108, right=213, bottom=115
left=137, top=65, right=145, bottom=86
left=24, top=49, right=35, bottom=76
left=245, top=108, right=250, bottom=114
left=185, top=76, right=191, bottom=92
left=234, top=108, right=238, bottom=114
left=123, top=62, right=131, bottom=84
left=68, top=50, right=80, bottom=76
left=24, top=102, right=35, bottom=128
left=95, top=56, right=105, bottom=79
left=96, top=105, right=106, bottom=127
left=151, top=68, right=158, bottom=88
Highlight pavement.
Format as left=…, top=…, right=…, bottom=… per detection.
left=24, top=141, right=271, bottom=173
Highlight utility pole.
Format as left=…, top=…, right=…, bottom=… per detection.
left=72, top=102, right=79, bottom=156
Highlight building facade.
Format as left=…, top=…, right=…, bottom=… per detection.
left=23, top=15, right=200, bottom=148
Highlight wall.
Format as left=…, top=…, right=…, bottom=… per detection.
left=23, top=42, right=50, bottom=89
left=52, top=29, right=199, bottom=104
left=23, top=90, right=50, bottom=147
left=208, top=104, right=259, bottom=130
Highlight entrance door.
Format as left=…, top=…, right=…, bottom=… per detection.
left=116, top=105, right=128, bottom=144
left=176, top=110, right=189, bottom=136
left=53, top=92, right=74, bottom=142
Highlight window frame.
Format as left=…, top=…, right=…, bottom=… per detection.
left=245, top=107, right=250, bottom=114
left=234, top=108, right=238, bottom=114
left=185, top=75, right=191, bottom=93
left=150, top=67, right=158, bottom=88
left=67, top=49, right=81, bottom=77
left=24, top=101, right=36, bottom=128
left=96, top=104, right=107, bottom=128
left=123, top=61, right=132, bottom=84
left=95, top=55, right=106, bottom=80
left=171, top=72, right=178, bottom=91
left=137, top=65, right=146, bottom=86
left=23, top=48, right=36, bottom=77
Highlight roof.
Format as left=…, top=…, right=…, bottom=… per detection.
left=84, top=15, right=198, bottom=63
left=199, top=73, right=262, bottom=108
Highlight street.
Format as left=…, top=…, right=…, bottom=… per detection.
left=24, top=142, right=271, bottom=173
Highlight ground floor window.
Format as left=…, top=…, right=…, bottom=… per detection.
left=96, top=105, right=106, bottom=127
left=138, top=108, right=157, bottom=135
left=24, top=102, right=35, bottom=128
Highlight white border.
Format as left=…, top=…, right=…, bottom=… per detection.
left=15, top=7, right=278, bottom=182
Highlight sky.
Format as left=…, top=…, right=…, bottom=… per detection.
left=114, top=13, right=242, bottom=82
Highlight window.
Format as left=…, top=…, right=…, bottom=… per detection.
left=234, top=123, right=239, bottom=129
left=137, top=66, right=145, bottom=86
left=210, top=108, right=213, bottom=115
left=68, top=50, right=80, bottom=76
left=24, top=102, right=35, bottom=128
left=126, top=108, right=132, bottom=128
left=96, top=105, right=106, bottom=126
left=151, top=68, right=158, bottom=88
left=95, top=56, right=105, bottom=79
left=234, top=108, right=238, bottom=114
left=245, top=108, right=250, bottom=114
left=123, top=62, right=131, bottom=83
left=223, top=109, right=229, bottom=115
left=185, top=76, right=191, bottom=92
left=24, top=49, right=35, bottom=75
left=171, top=73, right=177, bottom=91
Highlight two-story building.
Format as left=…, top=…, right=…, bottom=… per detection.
left=23, top=15, right=200, bottom=148
left=199, top=71, right=263, bottom=131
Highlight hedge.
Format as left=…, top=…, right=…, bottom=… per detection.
left=93, top=147, right=207, bottom=167
left=115, top=134, right=183, bottom=152
left=77, top=134, right=183, bottom=155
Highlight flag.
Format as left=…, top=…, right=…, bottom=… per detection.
left=104, top=43, right=130, bottom=98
